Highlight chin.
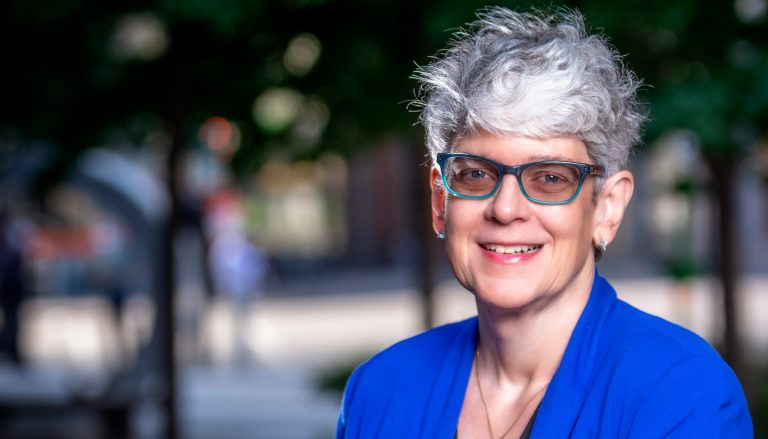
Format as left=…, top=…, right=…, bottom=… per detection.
left=470, top=278, right=546, bottom=311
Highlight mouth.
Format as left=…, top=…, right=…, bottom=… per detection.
left=481, top=244, right=542, bottom=255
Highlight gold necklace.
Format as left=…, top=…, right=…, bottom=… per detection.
left=474, top=350, right=548, bottom=439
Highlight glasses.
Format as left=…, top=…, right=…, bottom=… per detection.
left=436, top=152, right=605, bottom=205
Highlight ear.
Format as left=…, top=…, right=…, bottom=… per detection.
left=431, top=167, right=447, bottom=235
left=593, top=170, right=634, bottom=247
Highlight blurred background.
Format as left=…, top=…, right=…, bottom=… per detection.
left=1, top=0, right=767, bottom=437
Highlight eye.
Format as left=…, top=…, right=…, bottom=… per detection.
left=523, top=164, right=581, bottom=196
left=467, top=169, right=490, bottom=179
left=542, top=174, right=564, bottom=184
left=529, top=171, right=571, bottom=186
left=451, top=159, right=498, bottom=182
left=527, top=165, right=579, bottom=185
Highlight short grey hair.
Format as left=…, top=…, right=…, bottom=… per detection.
left=412, top=7, right=646, bottom=176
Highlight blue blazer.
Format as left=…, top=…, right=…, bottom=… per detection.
left=336, top=274, right=753, bottom=438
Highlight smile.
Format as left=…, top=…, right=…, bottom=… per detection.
left=481, top=244, right=542, bottom=255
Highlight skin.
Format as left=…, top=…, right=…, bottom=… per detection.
left=431, top=132, right=634, bottom=439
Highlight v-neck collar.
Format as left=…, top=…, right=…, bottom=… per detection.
left=450, top=270, right=614, bottom=438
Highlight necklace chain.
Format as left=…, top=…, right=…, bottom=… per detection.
left=474, top=349, right=548, bottom=439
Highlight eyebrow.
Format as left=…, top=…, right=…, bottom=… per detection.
left=450, top=151, right=585, bottom=163
left=527, top=154, right=576, bottom=162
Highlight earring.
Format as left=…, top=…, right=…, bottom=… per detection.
left=598, top=239, right=608, bottom=252
left=437, top=231, right=445, bottom=240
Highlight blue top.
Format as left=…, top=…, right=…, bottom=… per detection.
left=336, top=274, right=753, bottom=438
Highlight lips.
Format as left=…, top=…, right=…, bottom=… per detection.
left=481, top=244, right=542, bottom=254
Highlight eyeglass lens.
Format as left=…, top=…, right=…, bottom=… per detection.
left=443, top=156, right=583, bottom=202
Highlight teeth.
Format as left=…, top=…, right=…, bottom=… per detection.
left=483, top=244, right=541, bottom=254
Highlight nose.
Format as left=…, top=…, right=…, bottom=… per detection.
left=485, top=174, right=532, bottom=223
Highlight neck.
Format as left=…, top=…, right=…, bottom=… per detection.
left=475, top=266, right=595, bottom=386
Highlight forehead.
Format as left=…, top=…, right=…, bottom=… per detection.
left=454, top=133, right=589, bottom=163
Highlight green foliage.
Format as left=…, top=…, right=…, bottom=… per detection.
left=754, top=363, right=768, bottom=438
left=662, top=256, right=699, bottom=280
left=2, top=0, right=767, bottom=172
left=315, top=358, right=366, bottom=394
left=585, top=0, right=768, bottom=157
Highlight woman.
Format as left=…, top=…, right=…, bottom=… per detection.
left=336, top=7, right=753, bottom=438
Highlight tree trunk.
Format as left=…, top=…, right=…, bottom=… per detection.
left=159, top=135, right=180, bottom=439
left=419, top=165, right=436, bottom=330
left=155, top=42, right=189, bottom=439
left=413, top=146, right=435, bottom=330
left=708, top=156, right=743, bottom=380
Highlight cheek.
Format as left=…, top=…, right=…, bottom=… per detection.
left=545, top=204, right=595, bottom=251
left=443, top=202, right=481, bottom=265
left=443, top=199, right=478, bottom=233
left=557, top=211, right=594, bottom=260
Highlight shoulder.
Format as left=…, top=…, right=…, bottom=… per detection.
left=352, top=317, right=476, bottom=382
left=607, top=298, right=736, bottom=390
left=605, top=300, right=753, bottom=436
left=588, top=279, right=734, bottom=390
left=337, top=318, right=476, bottom=437
left=612, top=299, right=719, bottom=362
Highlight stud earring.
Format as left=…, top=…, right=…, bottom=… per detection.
left=437, top=231, right=445, bottom=240
left=598, top=239, right=608, bottom=252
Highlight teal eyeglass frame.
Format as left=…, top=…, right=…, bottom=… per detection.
left=436, top=152, right=606, bottom=205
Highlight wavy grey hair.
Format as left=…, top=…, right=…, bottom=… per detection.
left=412, top=7, right=646, bottom=177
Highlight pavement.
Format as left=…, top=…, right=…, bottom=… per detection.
left=179, top=365, right=340, bottom=439
left=2, top=270, right=767, bottom=438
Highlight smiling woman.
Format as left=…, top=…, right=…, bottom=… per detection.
left=436, top=134, right=610, bottom=316
left=336, top=6, right=753, bottom=439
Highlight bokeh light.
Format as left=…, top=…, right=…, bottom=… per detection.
left=292, top=97, right=330, bottom=148
left=283, top=33, right=322, bottom=77
left=735, top=0, right=767, bottom=22
left=199, top=116, right=241, bottom=160
left=252, top=87, right=303, bottom=134
left=110, top=13, right=170, bottom=61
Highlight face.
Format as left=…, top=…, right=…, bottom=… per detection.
left=432, top=133, right=623, bottom=312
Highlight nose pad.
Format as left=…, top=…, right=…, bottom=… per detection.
left=486, top=174, right=531, bottom=223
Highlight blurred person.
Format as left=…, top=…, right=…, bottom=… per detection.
left=210, top=230, right=268, bottom=303
left=208, top=228, right=268, bottom=365
left=336, top=7, right=752, bottom=438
